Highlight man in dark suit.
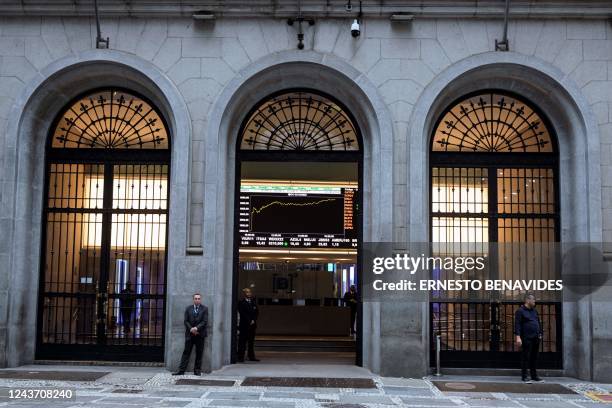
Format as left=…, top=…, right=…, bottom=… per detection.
left=343, top=285, right=359, bottom=335
left=172, top=293, right=208, bottom=376
left=514, top=293, right=544, bottom=383
left=237, top=288, right=259, bottom=362
left=119, top=282, right=135, bottom=334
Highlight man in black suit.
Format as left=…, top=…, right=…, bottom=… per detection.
left=237, top=288, right=259, bottom=362
left=343, top=285, right=359, bottom=335
left=119, top=282, right=135, bottom=334
left=172, top=293, right=208, bottom=376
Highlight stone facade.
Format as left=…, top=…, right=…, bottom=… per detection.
left=0, top=1, right=611, bottom=382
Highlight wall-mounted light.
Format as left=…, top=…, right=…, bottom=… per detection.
left=288, top=16, right=315, bottom=49
left=288, top=0, right=315, bottom=50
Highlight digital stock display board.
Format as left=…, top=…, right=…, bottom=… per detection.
left=238, top=181, right=358, bottom=249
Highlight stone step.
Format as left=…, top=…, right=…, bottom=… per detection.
left=255, top=337, right=356, bottom=352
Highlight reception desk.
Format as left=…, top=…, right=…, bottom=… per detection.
left=256, top=305, right=351, bottom=336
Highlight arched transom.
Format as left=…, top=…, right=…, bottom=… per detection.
left=240, top=91, right=359, bottom=151
left=51, top=89, right=168, bottom=149
left=432, top=92, right=553, bottom=153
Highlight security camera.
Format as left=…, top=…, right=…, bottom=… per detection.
left=351, top=19, right=360, bottom=38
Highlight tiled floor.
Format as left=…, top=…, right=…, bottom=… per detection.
left=0, top=365, right=609, bottom=407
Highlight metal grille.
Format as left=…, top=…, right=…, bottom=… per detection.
left=431, top=301, right=562, bottom=368
left=497, top=168, right=555, bottom=214
left=431, top=168, right=489, bottom=298
left=42, top=208, right=102, bottom=343
left=432, top=92, right=553, bottom=152
left=39, top=90, right=170, bottom=361
left=51, top=89, right=168, bottom=149
left=41, top=164, right=168, bottom=348
left=429, top=164, right=561, bottom=366
left=240, top=91, right=359, bottom=151
left=431, top=302, right=560, bottom=353
left=431, top=166, right=559, bottom=301
left=429, top=90, right=560, bottom=368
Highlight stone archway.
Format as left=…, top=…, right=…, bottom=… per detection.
left=409, top=52, right=603, bottom=380
left=1, top=50, right=191, bottom=368
left=203, top=51, right=394, bottom=373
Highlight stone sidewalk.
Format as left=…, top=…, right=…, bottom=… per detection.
left=0, top=365, right=610, bottom=407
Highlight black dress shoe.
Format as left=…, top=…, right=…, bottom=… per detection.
left=194, top=370, right=201, bottom=376
left=531, top=376, right=544, bottom=383
left=248, top=357, right=260, bottom=362
left=237, top=358, right=245, bottom=363
left=171, top=371, right=185, bottom=376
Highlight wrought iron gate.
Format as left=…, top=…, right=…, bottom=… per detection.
left=36, top=89, right=170, bottom=361
left=430, top=301, right=562, bottom=368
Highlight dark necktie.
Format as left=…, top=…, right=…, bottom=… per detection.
left=194, top=306, right=198, bottom=316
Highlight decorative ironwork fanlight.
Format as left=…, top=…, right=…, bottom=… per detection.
left=432, top=92, right=553, bottom=153
left=51, top=89, right=168, bottom=149
left=240, top=91, right=359, bottom=151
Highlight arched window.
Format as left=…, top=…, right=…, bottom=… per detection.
left=239, top=91, right=359, bottom=151
left=429, top=90, right=561, bottom=369
left=38, top=88, right=170, bottom=361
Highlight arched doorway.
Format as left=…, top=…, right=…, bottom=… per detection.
left=231, top=89, right=363, bottom=365
left=36, top=88, right=171, bottom=361
left=429, top=90, right=562, bottom=368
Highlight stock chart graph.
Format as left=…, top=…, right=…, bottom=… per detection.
left=249, top=194, right=344, bottom=234
left=239, top=182, right=357, bottom=249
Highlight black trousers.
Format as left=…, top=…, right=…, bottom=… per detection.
left=349, top=307, right=357, bottom=334
left=178, top=335, right=204, bottom=372
left=120, top=309, right=131, bottom=331
left=237, top=324, right=256, bottom=360
left=520, top=337, right=539, bottom=377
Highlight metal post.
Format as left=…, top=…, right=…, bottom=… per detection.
left=435, top=334, right=442, bottom=376
left=495, top=0, right=510, bottom=51
left=94, top=0, right=109, bottom=49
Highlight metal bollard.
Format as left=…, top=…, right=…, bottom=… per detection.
left=435, top=334, right=442, bottom=376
